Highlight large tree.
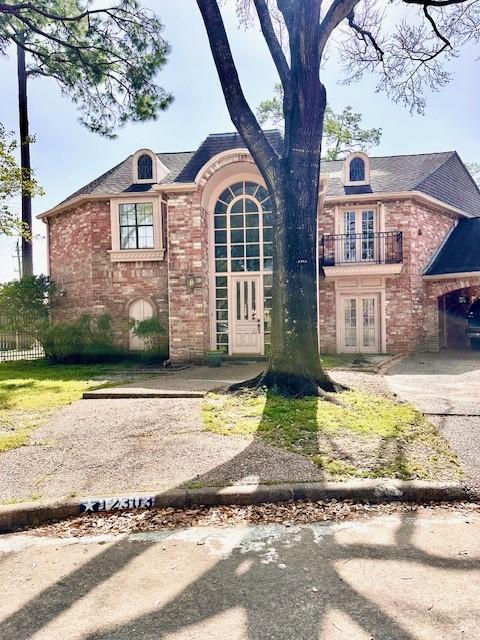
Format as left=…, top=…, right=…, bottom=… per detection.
left=196, top=0, right=479, bottom=397
left=0, top=0, right=172, bottom=275
left=257, top=84, right=382, bottom=160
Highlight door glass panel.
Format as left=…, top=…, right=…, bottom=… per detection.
left=244, top=281, right=249, bottom=320
left=343, top=211, right=356, bottom=262
left=362, top=298, right=376, bottom=348
left=236, top=281, right=241, bottom=321
left=361, top=211, right=375, bottom=261
left=252, top=281, right=256, bottom=315
left=344, top=298, right=357, bottom=347
left=215, top=275, right=229, bottom=352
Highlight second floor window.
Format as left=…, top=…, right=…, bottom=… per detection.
left=137, top=154, right=153, bottom=180
left=119, top=203, right=154, bottom=249
left=349, top=157, right=366, bottom=182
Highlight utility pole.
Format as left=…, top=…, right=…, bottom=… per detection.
left=16, top=34, right=33, bottom=276
left=15, top=239, right=22, bottom=279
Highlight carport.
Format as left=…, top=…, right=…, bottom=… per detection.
left=424, top=218, right=480, bottom=350
left=438, top=287, right=480, bottom=349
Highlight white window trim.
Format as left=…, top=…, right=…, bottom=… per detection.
left=343, top=152, right=370, bottom=187
left=132, top=148, right=169, bottom=184
left=334, top=204, right=383, bottom=235
left=109, top=196, right=165, bottom=262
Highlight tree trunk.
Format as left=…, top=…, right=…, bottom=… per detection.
left=196, top=0, right=337, bottom=397
left=264, top=93, right=335, bottom=395
left=17, top=37, right=33, bottom=277
left=262, top=2, right=335, bottom=396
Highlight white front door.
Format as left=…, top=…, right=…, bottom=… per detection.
left=340, top=294, right=379, bottom=353
left=231, top=275, right=263, bottom=354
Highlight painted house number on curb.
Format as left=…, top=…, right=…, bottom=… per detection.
left=80, top=496, right=155, bottom=513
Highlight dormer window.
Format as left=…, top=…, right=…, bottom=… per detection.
left=137, top=154, right=153, bottom=181
left=349, top=157, right=365, bottom=182
left=132, top=148, right=169, bottom=184
left=343, top=152, right=370, bottom=186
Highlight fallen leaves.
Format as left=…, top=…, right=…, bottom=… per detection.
left=30, top=500, right=480, bottom=539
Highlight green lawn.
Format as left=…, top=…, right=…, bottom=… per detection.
left=0, top=359, right=146, bottom=453
left=202, top=390, right=462, bottom=481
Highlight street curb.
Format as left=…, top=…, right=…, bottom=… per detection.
left=375, top=352, right=408, bottom=375
left=0, top=480, right=472, bottom=533
left=82, top=390, right=206, bottom=399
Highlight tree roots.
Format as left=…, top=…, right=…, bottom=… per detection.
left=228, top=369, right=347, bottom=403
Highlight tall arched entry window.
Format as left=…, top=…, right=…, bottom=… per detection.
left=213, top=181, right=272, bottom=355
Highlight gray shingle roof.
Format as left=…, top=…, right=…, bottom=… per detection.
left=320, top=151, right=480, bottom=216
left=57, top=131, right=480, bottom=217
left=174, top=130, right=283, bottom=183
left=424, top=218, right=480, bottom=276
left=59, top=151, right=195, bottom=204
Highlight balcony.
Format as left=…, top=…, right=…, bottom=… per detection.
left=320, top=231, right=403, bottom=277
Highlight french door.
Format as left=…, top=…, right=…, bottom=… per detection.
left=230, top=275, right=263, bottom=354
left=343, top=210, right=376, bottom=263
left=340, top=294, right=379, bottom=353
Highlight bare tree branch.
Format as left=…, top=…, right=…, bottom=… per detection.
left=318, top=0, right=360, bottom=56
left=196, top=0, right=281, bottom=185
left=422, top=4, right=451, bottom=49
left=253, top=0, right=290, bottom=86
left=347, top=9, right=384, bottom=60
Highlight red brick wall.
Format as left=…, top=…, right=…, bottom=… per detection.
left=318, top=198, right=458, bottom=354
left=48, top=200, right=169, bottom=350
left=48, top=187, right=462, bottom=360
left=166, top=190, right=210, bottom=362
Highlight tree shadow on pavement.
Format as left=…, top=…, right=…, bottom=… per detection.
left=0, top=390, right=476, bottom=639
left=1, top=492, right=479, bottom=638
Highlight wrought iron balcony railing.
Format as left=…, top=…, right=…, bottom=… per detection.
left=320, top=231, right=403, bottom=267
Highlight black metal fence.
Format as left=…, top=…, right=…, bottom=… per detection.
left=0, top=314, right=44, bottom=362
left=321, top=231, right=403, bottom=267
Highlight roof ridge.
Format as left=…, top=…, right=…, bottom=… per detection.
left=157, top=150, right=195, bottom=156
left=448, top=151, right=480, bottom=199
left=413, top=151, right=456, bottom=190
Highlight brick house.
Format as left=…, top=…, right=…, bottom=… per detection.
left=38, top=130, right=480, bottom=362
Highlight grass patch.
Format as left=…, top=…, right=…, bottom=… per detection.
left=0, top=359, right=150, bottom=453
left=202, top=390, right=461, bottom=481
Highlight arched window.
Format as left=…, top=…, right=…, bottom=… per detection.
left=213, top=181, right=273, bottom=274
left=349, top=157, right=365, bottom=182
left=137, top=154, right=153, bottom=181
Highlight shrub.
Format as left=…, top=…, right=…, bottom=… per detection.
left=40, top=314, right=126, bottom=363
left=129, top=316, right=166, bottom=352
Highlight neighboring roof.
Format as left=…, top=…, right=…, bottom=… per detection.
left=424, top=218, right=480, bottom=276
left=54, top=131, right=480, bottom=217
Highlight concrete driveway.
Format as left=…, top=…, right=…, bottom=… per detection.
left=386, top=351, right=480, bottom=492
left=386, top=350, right=480, bottom=415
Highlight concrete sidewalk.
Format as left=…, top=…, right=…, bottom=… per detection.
left=86, top=361, right=264, bottom=396
left=1, top=508, right=479, bottom=639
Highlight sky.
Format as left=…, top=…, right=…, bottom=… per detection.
left=1, top=0, right=480, bottom=282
